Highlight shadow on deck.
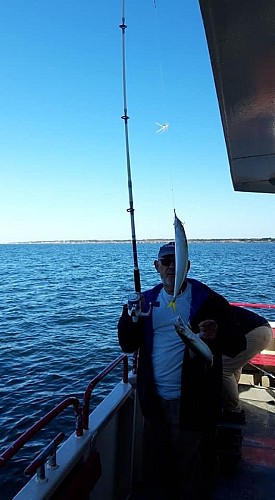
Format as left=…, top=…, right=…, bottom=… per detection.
left=214, top=384, right=275, bottom=500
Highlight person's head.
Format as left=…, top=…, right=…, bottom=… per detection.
left=154, top=242, right=175, bottom=293
left=154, top=242, right=190, bottom=293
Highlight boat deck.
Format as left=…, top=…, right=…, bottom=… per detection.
left=130, top=380, right=275, bottom=500
left=214, top=383, right=275, bottom=500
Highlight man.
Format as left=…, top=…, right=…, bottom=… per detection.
left=118, top=242, right=249, bottom=499
left=222, top=305, right=272, bottom=423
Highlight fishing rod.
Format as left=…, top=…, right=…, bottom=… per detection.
left=119, top=2, right=158, bottom=323
left=119, top=2, right=140, bottom=320
left=119, top=1, right=140, bottom=300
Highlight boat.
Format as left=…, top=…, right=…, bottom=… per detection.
left=1, top=1, right=275, bottom=498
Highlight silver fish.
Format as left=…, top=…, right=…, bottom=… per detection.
left=168, top=211, right=189, bottom=312
left=174, top=316, right=213, bottom=367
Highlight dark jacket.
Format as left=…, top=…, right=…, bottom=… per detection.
left=118, top=278, right=267, bottom=430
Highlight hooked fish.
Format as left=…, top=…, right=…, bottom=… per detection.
left=168, top=211, right=189, bottom=312
left=174, top=316, right=213, bottom=367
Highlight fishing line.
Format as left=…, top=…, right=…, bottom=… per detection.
left=170, top=171, right=176, bottom=211
left=119, top=0, right=141, bottom=294
left=153, top=0, right=169, bottom=128
left=152, top=2, right=176, bottom=215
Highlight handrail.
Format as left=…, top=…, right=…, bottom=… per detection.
left=82, top=353, right=129, bottom=430
left=0, top=397, right=82, bottom=468
left=24, top=432, right=65, bottom=479
left=230, top=302, right=275, bottom=310
left=0, top=355, right=129, bottom=469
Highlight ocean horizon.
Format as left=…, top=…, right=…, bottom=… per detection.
left=1, top=237, right=275, bottom=245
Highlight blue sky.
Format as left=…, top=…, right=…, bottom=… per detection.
left=0, top=0, right=274, bottom=243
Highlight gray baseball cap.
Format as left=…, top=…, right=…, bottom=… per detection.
left=158, top=242, right=175, bottom=259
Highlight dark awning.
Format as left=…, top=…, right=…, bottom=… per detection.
left=199, top=0, right=275, bottom=193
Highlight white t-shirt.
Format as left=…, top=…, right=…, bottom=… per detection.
left=151, top=283, right=192, bottom=399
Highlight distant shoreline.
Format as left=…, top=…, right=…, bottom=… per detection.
left=1, top=238, right=275, bottom=245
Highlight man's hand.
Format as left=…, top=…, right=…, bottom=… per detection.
left=198, top=320, right=218, bottom=341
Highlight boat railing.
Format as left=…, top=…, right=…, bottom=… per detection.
left=230, top=302, right=275, bottom=310
left=0, top=353, right=129, bottom=478
left=24, top=431, right=65, bottom=480
left=0, top=397, right=82, bottom=469
left=82, top=353, right=128, bottom=430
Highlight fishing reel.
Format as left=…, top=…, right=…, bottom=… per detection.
left=128, top=292, right=159, bottom=322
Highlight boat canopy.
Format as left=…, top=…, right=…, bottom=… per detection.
left=199, top=0, right=275, bottom=194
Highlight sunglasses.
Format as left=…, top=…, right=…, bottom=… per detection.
left=159, top=257, right=175, bottom=267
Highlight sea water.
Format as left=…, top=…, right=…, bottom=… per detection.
left=0, top=242, right=274, bottom=497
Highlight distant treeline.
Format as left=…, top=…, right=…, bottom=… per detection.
left=5, top=238, right=275, bottom=245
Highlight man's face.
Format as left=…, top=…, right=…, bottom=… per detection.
left=154, top=254, right=175, bottom=293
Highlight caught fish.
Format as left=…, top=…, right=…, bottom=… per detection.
left=174, top=316, right=213, bottom=367
left=168, top=211, right=189, bottom=311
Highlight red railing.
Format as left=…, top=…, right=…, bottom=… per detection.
left=82, top=354, right=128, bottom=430
left=0, top=397, right=82, bottom=468
left=24, top=432, right=65, bottom=479
left=230, top=302, right=275, bottom=310
left=0, top=354, right=129, bottom=470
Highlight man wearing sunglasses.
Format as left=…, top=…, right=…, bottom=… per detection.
left=118, top=242, right=271, bottom=499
